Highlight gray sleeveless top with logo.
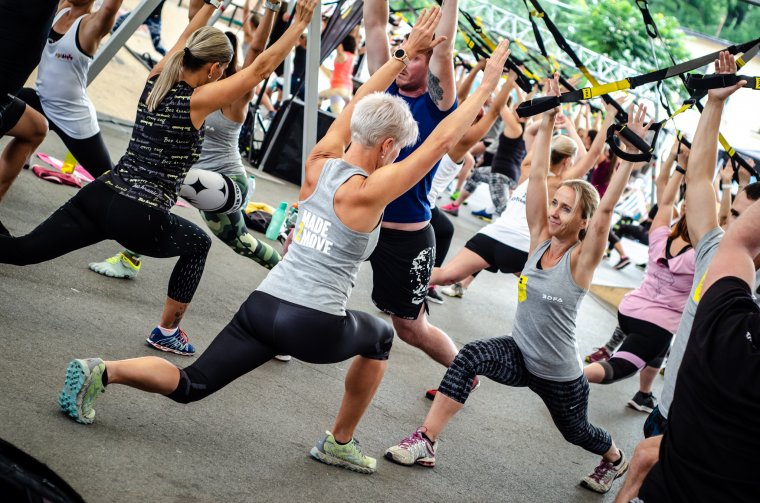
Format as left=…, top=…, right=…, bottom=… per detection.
left=257, top=158, right=380, bottom=316
left=512, top=239, right=587, bottom=381
left=192, top=109, right=245, bottom=178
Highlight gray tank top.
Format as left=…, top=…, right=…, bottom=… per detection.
left=257, top=158, right=380, bottom=316
left=512, top=239, right=587, bottom=381
left=192, top=109, right=245, bottom=177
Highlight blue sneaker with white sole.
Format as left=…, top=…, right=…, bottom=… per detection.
left=146, top=327, right=195, bottom=355
left=58, top=358, right=106, bottom=424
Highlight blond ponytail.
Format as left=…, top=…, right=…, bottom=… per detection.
left=146, top=26, right=233, bottom=112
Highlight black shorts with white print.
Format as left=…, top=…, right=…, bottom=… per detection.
left=369, top=224, right=435, bottom=320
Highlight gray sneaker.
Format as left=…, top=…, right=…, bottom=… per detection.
left=385, top=428, right=437, bottom=467
left=58, top=358, right=106, bottom=424
left=441, top=283, right=465, bottom=298
left=580, top=451, right=629, bottom=493
left=309, top=431, right=376, bottom=474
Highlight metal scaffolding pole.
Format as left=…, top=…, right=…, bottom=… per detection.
left=87, top=0, right=164, bottom=83
left=210, top=0, right=236, bottom=25
left=301, top=0, right=321, bottom=181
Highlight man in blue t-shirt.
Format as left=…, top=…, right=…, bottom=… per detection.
left=363, top=0, right=459, bottom=395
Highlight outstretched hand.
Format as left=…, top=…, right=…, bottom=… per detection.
left=480, top=40, right=510, bottom=92
left=619, top=102, right=652, bottom=153
left=542, top=73, right=561, bottom=118
left=294, top=0, right=318, bottom=25
left=708, top=50, right=747, bottom=102
left=403, top=8, right=446, bottom=58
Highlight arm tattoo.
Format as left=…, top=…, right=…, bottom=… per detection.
left=428, top=69, right=444, bottom=106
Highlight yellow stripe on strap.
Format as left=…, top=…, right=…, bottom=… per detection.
left=580, top=79, right=631, bottom=99
left=719, top=135, right=736, bottom=157
left=755, top=77, right=760, bottom=90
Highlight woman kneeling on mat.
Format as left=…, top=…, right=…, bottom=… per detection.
left=0, top=0, right=316, bottom=355
left=56, top=12, right=510, bottom=474
left=386, top=76, right=648, bottom=494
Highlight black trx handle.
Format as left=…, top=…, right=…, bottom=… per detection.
left=516, top=96, right=560, bottom=117
left=606, top=124, right=660, bottom=163
left=635, top=0, right=660, bottom=39
left=685, top=73, right=760, bottom=91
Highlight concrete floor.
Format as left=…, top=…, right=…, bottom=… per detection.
left=0, top=122, right=656, bottom=502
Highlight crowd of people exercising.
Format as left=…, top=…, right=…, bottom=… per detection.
left=0, top=0, right=758, bottom=501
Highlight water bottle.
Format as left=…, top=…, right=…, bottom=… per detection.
left=266, top=202, right=288, bottom=240
left=245, top=175, right=256, bottom=205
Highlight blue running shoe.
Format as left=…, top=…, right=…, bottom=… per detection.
left=471, top=209, right=493, bottom=222
left=58, top=358, right=106, bottom=424
left=147, top=327, right=195, bottom=355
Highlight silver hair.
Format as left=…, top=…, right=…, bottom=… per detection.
left=350, top=92, right=419, bottom=149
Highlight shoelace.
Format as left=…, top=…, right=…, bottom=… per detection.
left=177, top=329, right=189, bottom=345
left=590, top=461, right=614, bottom=482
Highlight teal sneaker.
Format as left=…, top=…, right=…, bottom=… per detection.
left=309, top=431, right=377, bottom=474
left=58, top=358, right=106, bottom=424
left=89, top=252, right=141, bottom=279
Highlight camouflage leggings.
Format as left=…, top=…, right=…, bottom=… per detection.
left=200, top=175, right=281, bottom=270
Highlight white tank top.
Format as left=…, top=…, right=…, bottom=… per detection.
left=479, top=179, right=531, bottom=252
left=36, top=8, right=99, bottom=139
left=427, top=154, right=463, bottom=207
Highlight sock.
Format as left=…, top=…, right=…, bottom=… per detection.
left=420, top=430, right=434, bottom=443
left=612, top=452, right=624, bottom=466
left=158, top=326, right=178, bottom=337
left=102, top=367, right=109, bottom=387
left=334, top=436, right=351, bottom=445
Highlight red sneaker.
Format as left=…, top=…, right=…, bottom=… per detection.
left=425, top=376, right=480, bottom=400
left=585, top=347, right=612, bottom=363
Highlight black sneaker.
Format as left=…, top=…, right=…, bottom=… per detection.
left=627, top=391, right=657, bottom=413
left=613, top=256, right=631, bottom=270
left=426, top=286, right=445, bottom=305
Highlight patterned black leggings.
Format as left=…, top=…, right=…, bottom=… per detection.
left=0, top=180, right=210, bottom=303
left=439, top=336, right=612, bottom=455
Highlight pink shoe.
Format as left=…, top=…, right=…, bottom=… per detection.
left=585, top=347, right=611, bottom=363
left=440, top=202, right=460, bottom=216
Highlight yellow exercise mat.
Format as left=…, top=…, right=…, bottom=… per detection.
left=245, top=202, right=276, bottom=214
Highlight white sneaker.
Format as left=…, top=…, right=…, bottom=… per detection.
left=274, top=355, right=291, bottom=362
left=441, top=283, right=465, bottom=298
left=88, top=252, right=141, bottom=279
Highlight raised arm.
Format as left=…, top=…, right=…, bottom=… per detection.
left=242, top=2, right=278, bottom=67
left=456, top=59, right=485, bottom=104
left=449, top=73, right=513, bottom=160
left=685, top=51, right=746, bottom=245
left=150, top=0, right=216, bottom=79
left=703, top=197, right=760, bottom=292
left=306, top=9, right=445, bottom=168
left=651, top=159, right=685, bottom=231
left=563, top=103, right=617, bottom=180
left=427, top=0, right=458, bottom=111
left=363, top=0, right=391, bottom=74
left=79, top=0, right=124, bottom=55
left=657, top=140, right=679, bottom=204
left=191, top=0, right=316, bottom=120
left=526, top=77, right=560, bottom=253
left=574, top=103, right=650, bottom=286
left=360, top=40, right=510, bottom=208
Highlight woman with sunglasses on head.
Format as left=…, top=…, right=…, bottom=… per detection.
left=583, top=145, right=694, bottom=414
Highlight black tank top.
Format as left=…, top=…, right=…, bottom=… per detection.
left=104, top=76, right=203, bottom=212
left=491, top=131, right=526, bottom=182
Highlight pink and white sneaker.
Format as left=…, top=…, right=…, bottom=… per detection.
left=385, top=428, right=437, bottom=467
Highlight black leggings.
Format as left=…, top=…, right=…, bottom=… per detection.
left=439, top=336, right=612, bottom=456
left=430, top=206, right=453, bottom=267
left=17, top=88, right=113, bottom=178
left=167, top=291, right=394, bottom=403
left=598, top=312, right=672, bottom=384
left=0, top=180, right=210, bottom=303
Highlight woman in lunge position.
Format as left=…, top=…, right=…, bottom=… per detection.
left=91, top=9, right=283, bottom=280
left=386, top=76, right=646, bottom=494
left=0, top=0, right=316, bottom=355
left=56, top=13, right=511, bottom=474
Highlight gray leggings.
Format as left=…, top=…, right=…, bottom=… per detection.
left=464, top=166, right=514, bottom=216
left=439, top=336, right=612, bottom=456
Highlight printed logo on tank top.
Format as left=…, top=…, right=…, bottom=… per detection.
left=294, top=208, right=334, bottom=254
left=541, top=293, right=564, bottom=303
left=55, top=53, right=74, bottom=61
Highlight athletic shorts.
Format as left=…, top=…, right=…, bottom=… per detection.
left=369, top=224, right=435, bottom=320
left=0, top=93, right=26, bottom=137
left=465, top=233, right=529, bottom=274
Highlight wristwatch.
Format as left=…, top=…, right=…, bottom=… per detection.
left=264, top=0, right=281, bottom=11
left=393, top=48, right=411, bottom=66
left=204, top=0, right=223, bottom=9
